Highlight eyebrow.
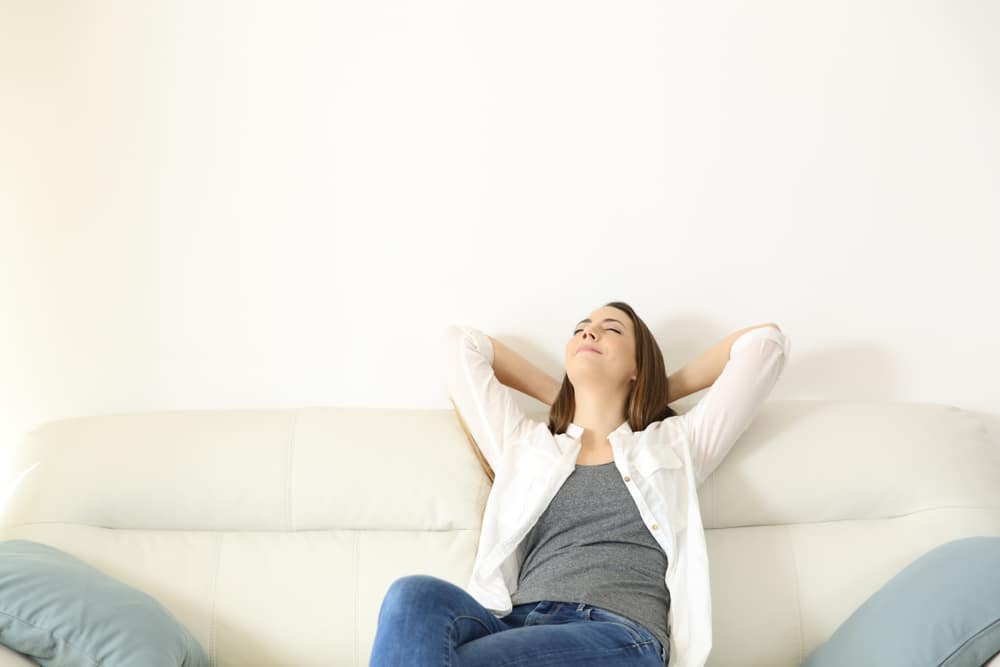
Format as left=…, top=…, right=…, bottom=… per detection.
left=576, top=318, right=625, bottom=328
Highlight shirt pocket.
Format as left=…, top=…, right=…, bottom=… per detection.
left=634, top=446, right=689, bottom=534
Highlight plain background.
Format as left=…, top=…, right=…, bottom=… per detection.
left=1, top=1, right=998, bottom=476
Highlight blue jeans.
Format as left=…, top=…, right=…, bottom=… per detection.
left=369, top=574, right=668, bottom=666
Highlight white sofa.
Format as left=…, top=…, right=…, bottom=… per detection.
left=1, top=399, right=999, bottom=667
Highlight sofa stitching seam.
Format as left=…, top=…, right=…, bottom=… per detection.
left=286, top=410, right=299, bottom=531
left=787, top=524, right=804, bottom=664
left=354, top=530, right=360, bottom=666
left=209, top=533, right=223, bottom=667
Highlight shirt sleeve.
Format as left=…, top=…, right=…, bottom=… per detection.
left=441, top=324, right=535, bottom=476
left=678, top=325, right=791, bottom=487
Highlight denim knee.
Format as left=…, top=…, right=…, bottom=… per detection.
left=385, top=574, right=443, bottom=598
left=380, top=574, right=447, bottom=615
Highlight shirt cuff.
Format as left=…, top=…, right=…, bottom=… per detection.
left=457, top=325, right=495, bottom=366
left=730, top=325, right=790, bottom=361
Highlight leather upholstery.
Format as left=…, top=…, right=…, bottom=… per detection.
left=1, top=400, right=997, bottom=666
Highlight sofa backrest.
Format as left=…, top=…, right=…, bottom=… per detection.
left=1, top=400, right=998, bottom=667
left=688, top=400, right=1000, bottom=665
left=0, top=406, right=491, bottom=667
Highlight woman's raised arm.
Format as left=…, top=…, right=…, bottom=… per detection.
left=667, top=323, right=782, bottom=404
left=488, top=335, right=562, bottom=406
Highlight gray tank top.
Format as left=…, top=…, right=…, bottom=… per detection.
left=510, top=459, right=671, bottom=652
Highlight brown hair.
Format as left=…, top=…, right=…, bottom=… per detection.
left=457, top=301, right=678, bottom=486
left=547, top=300, right=677, bottom=436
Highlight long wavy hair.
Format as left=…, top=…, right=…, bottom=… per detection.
left=547, top=301, right=677, bottom=436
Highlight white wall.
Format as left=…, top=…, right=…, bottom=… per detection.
left=2, top=0, right=998, bottom=465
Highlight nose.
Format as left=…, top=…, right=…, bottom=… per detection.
left=581, top=325, right=598, bottom=341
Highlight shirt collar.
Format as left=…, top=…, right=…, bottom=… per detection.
left=566, top=419, right=633, bottom=439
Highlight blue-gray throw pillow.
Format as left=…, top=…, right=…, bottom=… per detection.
left=801, top=536, right=1000, bottom=667
left=0, top=539, right=210, bottom=667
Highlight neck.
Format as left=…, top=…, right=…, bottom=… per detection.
left=572, top=387, right=629, bottom=449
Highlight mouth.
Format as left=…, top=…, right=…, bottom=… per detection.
left=577, top=347, right=601, bottom=355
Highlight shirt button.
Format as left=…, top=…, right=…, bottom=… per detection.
left=622, top=475, right=631, bottom=482
left=650, top=522, right=659, bottom=530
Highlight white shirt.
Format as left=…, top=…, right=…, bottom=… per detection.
left=441, top=323, right=791, bottom=667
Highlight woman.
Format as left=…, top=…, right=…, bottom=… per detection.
left=369, top=301, right=790, bottom=666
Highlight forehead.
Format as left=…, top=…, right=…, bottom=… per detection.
left=577, top=308, right=630, bottom=328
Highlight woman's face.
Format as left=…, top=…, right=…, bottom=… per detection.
left=564, top=306, right=638, bottom=388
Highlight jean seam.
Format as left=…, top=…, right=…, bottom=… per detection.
left=499, top=642, right=652, bottom=666
left=588, top=609, right=654, bottom=646
left=448, top=614, right=494, bottom=667
left=605, top=623, right=645, bottom=645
